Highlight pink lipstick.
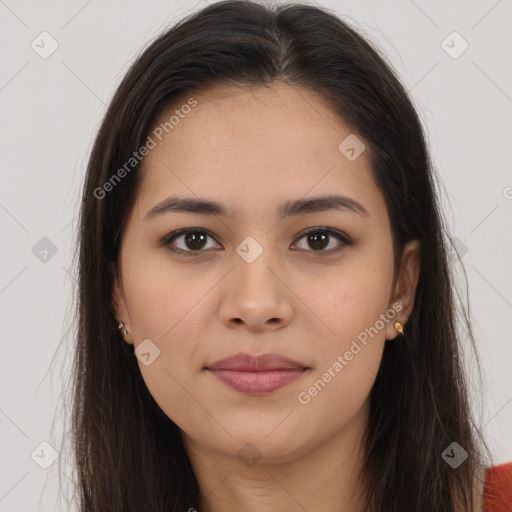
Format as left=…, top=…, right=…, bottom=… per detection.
left=206, top=352, right=308, bottom=395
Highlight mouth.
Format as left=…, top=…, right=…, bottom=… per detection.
left=206, top=368, right=308, bottom=395
left=205, top=352, right=310, bottom=396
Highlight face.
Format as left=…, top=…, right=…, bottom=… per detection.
left=112, top=82, right=420, bottom=465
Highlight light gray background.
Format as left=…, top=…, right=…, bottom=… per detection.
left=1, top=0, right=511, bottom=510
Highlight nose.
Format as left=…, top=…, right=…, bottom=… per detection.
left=219, top=248, right=293, bottom=332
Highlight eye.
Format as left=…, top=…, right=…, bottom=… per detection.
left=161, top=228, right=221, bottom=257
left=161, top=226, right=352, bottom=258
left=291, top=227, right=352, bottom=254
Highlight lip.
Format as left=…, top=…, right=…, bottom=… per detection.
left=206, top=352, right=309, bottom=395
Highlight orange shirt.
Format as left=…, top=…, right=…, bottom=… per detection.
left=482, top=461, right=512, bottom=512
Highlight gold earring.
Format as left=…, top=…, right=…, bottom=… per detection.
left=394, top=321, right=403, bottom=335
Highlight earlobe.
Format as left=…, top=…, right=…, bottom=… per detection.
left=385, top=301, right=405, bottom=340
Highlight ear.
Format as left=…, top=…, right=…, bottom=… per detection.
left=111, top=262, right=133, bottom=345
left=385, top=239, right=421, bottom=341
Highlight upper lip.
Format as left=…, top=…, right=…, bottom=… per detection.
left=206, top=352, right=308, bottom=371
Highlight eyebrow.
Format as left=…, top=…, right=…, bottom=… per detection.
left=144, top=194, right=369, bottom=220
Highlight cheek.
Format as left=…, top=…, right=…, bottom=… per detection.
left=294, top=277, right=390, bottom=433
left=124, top=279, right=209, bottom=430
left=122, top=242, right=217, bottom=341
left=119, top=256, right=205, bottom=411
left=300, top=250, right=393, bottom=399
left=309, top=252, right=394, bottom=348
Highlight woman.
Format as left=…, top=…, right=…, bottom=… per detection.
left=62, top=0, right=511, bottom=510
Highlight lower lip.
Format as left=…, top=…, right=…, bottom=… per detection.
left=207, top=369, right=306, bottom=395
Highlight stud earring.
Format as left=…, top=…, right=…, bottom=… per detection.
left=394, top=321, right=404, bottom=335
left=115, top=321, right=128, bottom=336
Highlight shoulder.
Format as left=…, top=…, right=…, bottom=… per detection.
left=482, top=461, right=512, bottom=512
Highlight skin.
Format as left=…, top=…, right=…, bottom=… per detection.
left=112, top=82, right=421, bottom=512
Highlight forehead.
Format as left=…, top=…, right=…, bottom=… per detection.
left=136, top=82, right=386, bottom=222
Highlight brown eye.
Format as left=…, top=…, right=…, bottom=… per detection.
left=182, top=231, right=208, bottom=250
left=306, top=231, right=329, bottom=251
left=292, top=228, right=351, bottom=254
left=161, top=226, right=352, bottom=258
left=163, top=229, right=221, bottom=256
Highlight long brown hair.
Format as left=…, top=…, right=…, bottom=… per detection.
left=56, top=1, right=492, bottom=510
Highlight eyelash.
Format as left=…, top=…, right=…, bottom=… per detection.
left=160, top=227, right=352, bottom=258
